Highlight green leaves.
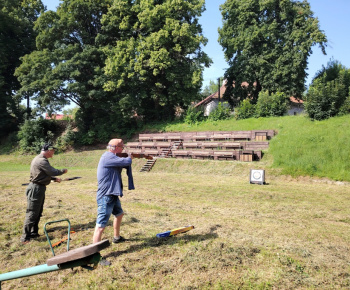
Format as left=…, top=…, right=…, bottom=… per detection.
left=0, top=0, right=44, bottom=136
left=305, top=61, right=350, bottom=120
left=103, top=0, right=210, bottom=121
left=219, top=0, right=327, bottom=106
left=14, top=0, right=211, bottom=143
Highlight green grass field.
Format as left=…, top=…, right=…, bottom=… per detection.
left=1, top=155, right=350, bottom=289
left=1, top=115, right=350, bottom=289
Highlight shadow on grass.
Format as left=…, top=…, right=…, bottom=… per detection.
left=104, top=229, right=219, bottom=259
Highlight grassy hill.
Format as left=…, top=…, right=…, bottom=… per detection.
left=2, top=114, right=349, bottom=181
left=144, top=114, right=350, bottom=181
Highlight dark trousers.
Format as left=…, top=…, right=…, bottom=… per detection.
left=20, top=183, right=46, bottom=241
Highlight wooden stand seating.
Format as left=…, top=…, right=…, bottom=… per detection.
left=201, top=142, right=221, bottom=150
left=156, top=142, right=172, bottom=150
left=172, top=150, right=191, bottom=159
left=130, top=130, right=275, bottom=163
left=213, top=151, right=238, bottom=160
left=190, top=151, right=213, bottom=160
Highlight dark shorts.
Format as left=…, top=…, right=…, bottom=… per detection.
left=96, top=195, right=123, bottom=228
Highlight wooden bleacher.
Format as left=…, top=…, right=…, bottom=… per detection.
left=127, top=130, right=275, bottom=162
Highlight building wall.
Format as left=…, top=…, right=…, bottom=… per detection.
left=204, top=100, right=219, bottom=116
left=204, top=100, right=231, bottom=116
left=287, top=105, right=304, bottom=115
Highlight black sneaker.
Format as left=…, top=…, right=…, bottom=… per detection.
left=30, top=233, right=40, bottom=239
left=99, top=258, right=111, bottom=266
left=112, top=236, right=126, bottom=244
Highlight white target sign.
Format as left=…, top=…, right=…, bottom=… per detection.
left=250, top=169, right=265, bottom=185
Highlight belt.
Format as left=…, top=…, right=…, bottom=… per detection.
left=31, top=181, right=45, bottom=186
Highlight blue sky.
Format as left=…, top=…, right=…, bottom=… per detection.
left=43, top=0, right=350, bottom=90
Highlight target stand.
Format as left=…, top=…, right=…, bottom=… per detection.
left=250, top=169, right=265, bottom=185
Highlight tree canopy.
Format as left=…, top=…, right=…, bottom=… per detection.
left=15, top=0, right=211, bottom=142
left=218, top=0, right=327, bottom=106
left=0, top=0, right=44, bottom=138
left=15, top=0, right=114, bottom=140
left=101, top=0, right=211, bottom=121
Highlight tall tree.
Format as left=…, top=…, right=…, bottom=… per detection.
left=100, top=0, right=211, bottom=121
left=15, top=0, right=121, bottom=142
left=0, top=0, right=44, bottom=138
left=218, top=0, right=327, bottom=106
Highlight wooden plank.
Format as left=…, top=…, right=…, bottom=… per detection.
left=126, top=142, right=141, bottom=148
left=152, top=135, right=167, bottom=141
left=240, top=150, right=253, bottom=162
left=182, top=142, right=201, bottom=149
left=141, top=142, right=155, bottom=146
left=232, top=132, right=252, bottom=140
left=243, top=142, right=269, bottom=150
left=143, top=149, right=160, bottom=156
left=181, top=132, right=196, bottom=141
left=47, top=240, right=110, bottom=266
left=156, top=142, right=172, bottom=150
left=139, top=136, right=152, bottom=141
left=167, top=135, right=181, bottom=140
left=193, top=131, right=212, bottom=141
left=213, top=151, right=234, bottom=157
left=141, top=142, right=157, bottom=150
left=126, top=148, right=143, bottom=154
left=256, top=135, right=267, bottom=141
left=251, top=130, right=275, bottom=140
left=190, top=151, right=213, bottom=159
left=211, top=134, right=231, bottom=141
left=220, top=142, right=241, bottom=149
left=172, top=150, right=190, bottom=158
left=240, top=154, right=252, bottom=162
left=201, top=142, right=221, bottom=149
left=193, top=135, right=209, bottom=141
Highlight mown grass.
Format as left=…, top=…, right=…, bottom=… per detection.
left=1, top=154, right=350, bottom=289
left=1, top=114, right=350, bottom=288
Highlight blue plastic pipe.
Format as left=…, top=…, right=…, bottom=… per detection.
left=0, top=252, right=101, bottom=287
left=0, top=264, right=59, bottom=282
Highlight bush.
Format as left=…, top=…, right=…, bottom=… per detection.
left=339, top=94, right=350, bottom=115
left=55, top=123, right=76, bottom=152
left=17, top=119, right=58, bottom=153
left=255, top=91, right=288, bottom=117
left=184, top=106, right=204, bottom=124
left=208, top=102, right=232, bottom=121
left=235, top=98, right=255, bottom=120
left=305, top=69, right=350, bottom=120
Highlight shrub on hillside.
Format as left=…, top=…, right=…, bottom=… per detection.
left=18, top=119, right=57, bottom=153
left=235, top=98, right=255, bottom=120
left=184, top=106, right=204, bottom=124
left=255, top=91, right=288, bottom=117
left=55, top=123, right=75, bottom=152
left=339, top=94, right=350, bottom=115
left=208, top=102, right=232, bottom=121
left=305, top=69, right=350, bottom=120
